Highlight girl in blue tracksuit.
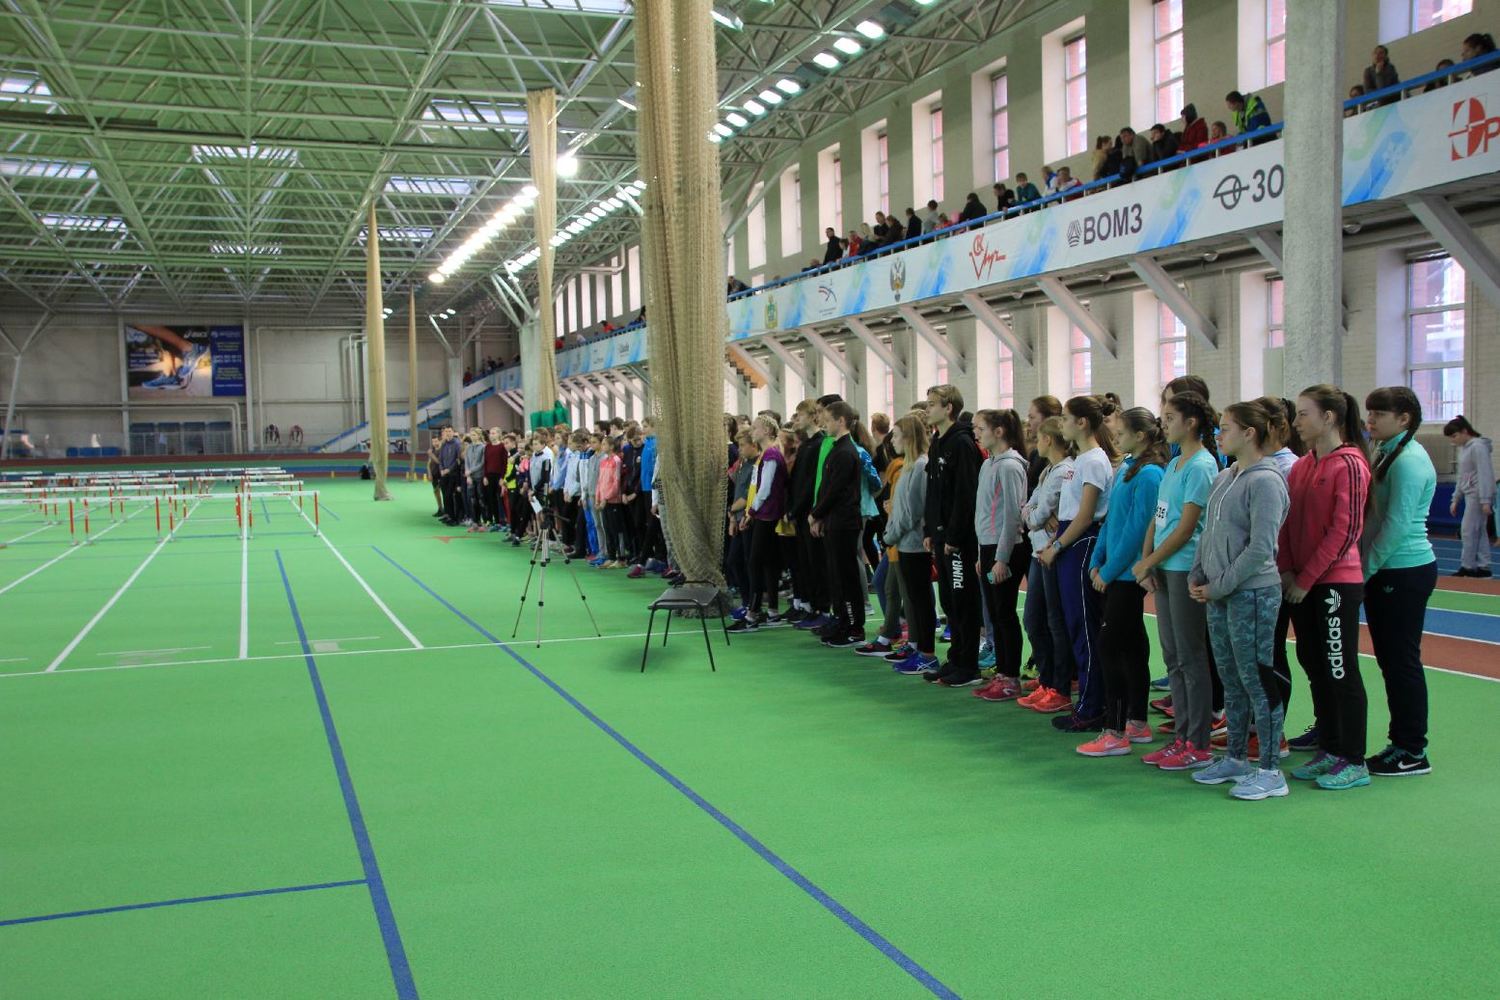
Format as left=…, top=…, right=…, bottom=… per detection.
left=1077, top=408, right=1167, bottom=755
left=1361, top=387, right=1438, bottom=776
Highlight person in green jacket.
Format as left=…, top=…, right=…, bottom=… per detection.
left=1361, top=387, right=1438, bottom=777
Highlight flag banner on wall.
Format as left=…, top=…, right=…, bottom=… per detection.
left=125, top=324, right=246, bottom=398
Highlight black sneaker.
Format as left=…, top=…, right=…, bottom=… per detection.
left=1286, top=724, right=1320, bottom=752
left=1051, top=713, right=1104, bottom=733
left=1368, top=746, right=1431, bottom=777
left=783, top=608, right=808, bottom=624
left=822, top=633, right=862, bottom=648
left=921, top=669, right=945, bottom=683
left=760, top=612, right=788, bottom=628
left=1473, top=568, right=1493, bottom=578
left=727, top=618, right=760, bottom=634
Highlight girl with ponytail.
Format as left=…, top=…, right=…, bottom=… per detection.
left=1135, top=392, right=1222, bottom=770
left=1361, top=387, right=1437, bottom=776
left=1280, top=384, right=1373, bottom=791
left=1444, top=415, right=1494, bottom=577
left=1076, top=407, right=1167, bottom=756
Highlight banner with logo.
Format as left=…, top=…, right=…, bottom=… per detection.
left=543, top=73, right=1499, bottom=373
left=125, top=323, right=246, bottom=398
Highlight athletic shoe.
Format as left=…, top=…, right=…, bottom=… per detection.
left=1052, top=713, right=1103, bottom=733
left=823, top=633, right=864, bottom=649
left=1025, top=687, right=1073, bottom=714
left=894, top=653, right=940, bottom=675
left=1315, top=759, right=1371, bottom=790
left=1021, top=677, right=1041, bottom=693
left=627, top=564, right=645, bottom=579
left=726, top=618, right=759, bottom=634
left=1156, top=720, right=1176, bottom=735
left=1367, top=746, right=1431, bottom=777
left=795, top=613, right=831, bottom=631
left=783, top=607, right=808, bottom=624
left=1142, top=739, right=1186, bottom=767
left=730, top=606, right=748, bottom=621
left=978, top=645, right=996, bottom=670
left=1192, top=756, right=1256, bottom=785
left=974, top=676, right=1022, bottom=702
left=432, top=511, right=445, bottom=517
left=1209, top=712, right=1228, bottom=738
left=937, top=673, right=983, bottom=688
left=1077, top=731, right=1132, bottom=757
left=1150, top=696, right=1175, bottom=717
left=1020, top=655, right=1038, bottom=681
left=666, top=573, right=687, bottom=587
left=814, top=620, right=846, bottom=640
left=1468, top=568, right=1492, bottom=578
left=1451, top=568, right=1473, bottom=577
left=644, top=559, right=667, bottom=573
left=1290, top=751, right=1339, bottom=781
left=759, top=612, right=789, bottom=629
left=940, top=625, right=951, bottom=643
left=1124, top=721, right=1154, bottom=744
left=1230, top=769, right=1290, bottom=800
left=1247, top=734, right=1291, bottom=760
left=1150, top=675, right=1170, bottom=691
left=1157, top=742, right=1213, bottom=771
left=883, top=643, right=917, bottom=662
left=588, top=557, right=607, bottom=567
left=1287, top=725, right=1320, bottom=752
left=853, top=640, right=894, bottom=657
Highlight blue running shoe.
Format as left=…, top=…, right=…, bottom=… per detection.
left=795, top=613, right=831, bottom=631
left=730, top=606, right=748, bottom=621
left=940, top=625, right=951, bottom=643
left=894, top=652, right=940, bottom=675
left=1150, top=675, right=1170, bottom=691
left=978, top=647, right=997, bottom=670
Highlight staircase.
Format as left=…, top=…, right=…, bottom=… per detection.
left=315, top=368, right=510, bottom=452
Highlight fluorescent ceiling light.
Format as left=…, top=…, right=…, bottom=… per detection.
left=521, top=184, right=539, bottom=197
left=758, top=89, right=783, bottom=105
left=855, top=20, right=885, bottom=39
left=812, top=52, right=840, bottom=70
left=713, top=123, right=733, bottom=138
left=833, top=37, right=863, bottom=55
left=429, top=272, right=446, bottom=284
left=743, top=99, right=766, bottom=116
left=725, top=111, right=748, bottom=128
left=616, top=96, right=637, bottom=111
left=709, top=133, right=723, bottom=144
left=710, top=6, right=743, bottom=30
left=775, top=78, right=802, bottom=94
left=557, top=153, right=580, bottom=177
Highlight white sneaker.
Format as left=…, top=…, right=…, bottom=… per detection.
left=1230, top=768, right=1289, bottom=800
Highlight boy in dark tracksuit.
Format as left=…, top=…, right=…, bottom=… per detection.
left=788, top=408, right=831, bottom=625
left=809, top=405, right=866, bottom=646
left=923, top=388, right=983, bottom=685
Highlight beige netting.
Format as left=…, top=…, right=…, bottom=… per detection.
left=407, top=288, right=417, bottom=479
left=636, top=0, right=728, bottom=587
left=365, top=202, right=392, bottom=500
left=525, top=88, right=562, bottom=428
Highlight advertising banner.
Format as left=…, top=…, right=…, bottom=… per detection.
left=125, top=324, right=246, bottom=398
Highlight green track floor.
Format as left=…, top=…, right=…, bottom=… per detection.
left=3, top=481, right=1498, bottom=998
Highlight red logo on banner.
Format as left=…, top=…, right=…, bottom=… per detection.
left=1449, top=97, right=1500, bottom=160
left=968, top=233, right=1007, bottom=280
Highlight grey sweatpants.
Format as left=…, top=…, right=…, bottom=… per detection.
left=1460, top=497, right=1491, bottom=570
left=1154, top=569, right=1213, bottom=748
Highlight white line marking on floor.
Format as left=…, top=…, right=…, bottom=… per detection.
left=291, top=504, right=423, bottom=649
left=4, top=524, right=55, bottom=545
left=44, top=500, right=201, bottom=673
left=0, top=506, right=148, bottom=599
left=0, top=656, right=27, bottom=663
left=96, top=646, right=211, bottom=657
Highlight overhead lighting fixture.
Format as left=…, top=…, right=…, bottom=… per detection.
left=855, top=20, right=885, bottom=39
left=833, top=37, right=863, bottom=56
left=710, top=6, right=743, bottom=30
left=743, top=99, right=767, bottom=116
left=557, top=152, right=580, bottom=178
left=758, top=89, right=784, bottom=105
left=812, top=52, right=841, bottom=70
left=709, top=133, right=724, bottom=144
left=725, top=111, right=749, bottom=128
left=616, top=96, right=637, bottom=111
left=430, top=271, right=446, bottom=284
left=713, top=122, right=733, bottom=138
left=775, top=78, right=802, bottom=94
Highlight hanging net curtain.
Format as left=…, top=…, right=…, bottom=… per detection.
left=525, top=88, right=566, bottom=429
left=365, top=202, right=393, bottom=500
left=636, top=0, right=729, bottom=587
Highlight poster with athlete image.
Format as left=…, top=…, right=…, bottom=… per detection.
left=125, top=324, right=245, bottom=398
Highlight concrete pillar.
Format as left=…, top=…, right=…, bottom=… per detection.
left=1281, top=0, right=1346, bottom=393
left=446, top=354, right=463, bottom=429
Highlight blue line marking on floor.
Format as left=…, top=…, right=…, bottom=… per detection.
left=275, top=550, right=418, bottom=1000
left=320, top=503, right=342, bottom=521
left=371, top=545, right=960, bottom=1000
left=0, top=879, right=365, bottom=928
left=260, top=497, right=272, bottom=522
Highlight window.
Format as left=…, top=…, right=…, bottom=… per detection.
left=780, top=167, right=801, bottom=257
left=1153, top=0, right=1185, bottom=123
left=747, top=182, right=766, bottom=269
left=991, top=73, right=1010, bottom=183
left=1267, top=276, right=1284, bottom=348
left=929, top=107, right=945, bottom=203
left=998, top=340, right=1015, bottom=410
left=1157, top=302, right=1188, bottom=389
left=609, top=254, right=623, bottom=318
left=626, top=244, right=641, bottom=312
left=1266, top=0, right=1287, bottom=86
left=1063, top=35, right=1088, bottom=157
left=1407, top=256, right=1466, bottom=421
left=832, top=155, right=843, bottom=234
left=876, top=132, right=890, bottom=215
left=1388, top=0, right=1473, bottom=39
left=885, top=369, right=895, bottom=413
left=936, top=355, right=949, bottom=386
left=1070, top=325, right=1092, bottom=394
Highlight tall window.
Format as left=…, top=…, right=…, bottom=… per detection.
left=991, top=73, right=1010, bottom=183
left=1390, top=0, right=1473, bottom=38
left=1266, top=0, right=1287, bottom=86
left=876, top=132, right=890, bottom=215
left=1157, top=301, right=1188, bottom=389
left=998, top=340, right=1015, bottom=409
left=1063, top=35, right=1088, bottom=157
left=626, top=244, right=641, bottom=311
left=929, top=107, right=945, bottom=203
left=832, top=154, right=843, bottom=234
left=780, top=168, right=801, bottom=257
left=1153, top=0, right=1185, bottom=123
left=747, top=182, right=766, bottom=269
left=1267, top=276, right=1284, bottom=348
left=1407, top=255, right=1466, bottom=421
left=1070, top=325, right=1092, bottom=394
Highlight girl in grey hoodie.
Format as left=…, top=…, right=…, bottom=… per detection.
left=884, top=415, right=937, bottom=670
left=973, top=410, right=1031, bottom=699
left=1445, top=416, right=1494, bottom=577
left=1188, top=401, right=1291, bottom=800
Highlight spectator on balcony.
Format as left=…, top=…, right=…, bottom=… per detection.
left=823, top=227, right=844, bottom=264
left=921, top=199, right=941, bottom=234
left=1346, top=85, right=1365, bottom=117
left=633, top=306, right=645, bottom=324
left=937, top=212, right=954, bottom=230
left=873, top=210, right=891, bottom=240
left=600, top=320, right=616, bottom=335
left=1150, top=124, right=1179, bottom=162
left=959, top=192, right=987, bottom=225
left=993, top=182, right=1015, bottom=214
left=1091, top=135, right=1118, bottom=182
left=1363, top=45, right=1400, bottom=104
left=1226, top=90, right=1271, bottom=136
left=803, top=258, right=821, bottom=273
left=1209, top=120, right=1229, bottom=144
left=843, top=230, right=864, bottom=258
left=859, top=222, right=876, bottom=247
left=904, top=207, right=922, bottom=240
left=1048, top=166, right=1082, bottom=195
left=1424, top=59, right=1456, bottom=92
left=1014, top=172, right=1041, bottom=205
left=1119, top=126, right=1153, bottom=180
left=1041, top=165, right=1057, bottom=189
left=1462, top=33, right=1497, bottom=74
left=1179, top=104, right=1208, bottom=151
left=727, top=276, right=749, bottom=295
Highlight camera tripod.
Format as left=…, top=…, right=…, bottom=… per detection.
left=511, top=518, right=601, bottom=647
